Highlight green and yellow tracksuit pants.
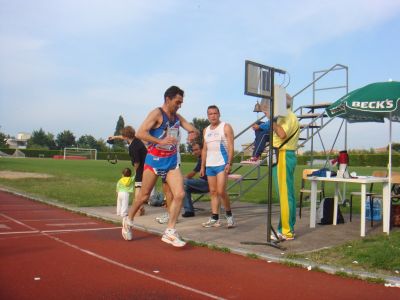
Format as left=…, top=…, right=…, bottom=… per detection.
left=272, top=149, right=297, bottom=238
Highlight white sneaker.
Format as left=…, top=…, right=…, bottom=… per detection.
left=270, top=233, right=281, bottom=241
left=155, top=213, right=169, bottom=224
left=122, top=216, right=133, bottom=241
left=270, top=232, right=295, bottom=241
left=226, top=215, right=235, bottom=228
left=161, top=229, right=186, bottom=247
left=202, top=218, right=221, bottom=228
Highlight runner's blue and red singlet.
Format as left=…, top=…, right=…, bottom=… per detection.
left=144, top=108, right=180, bottom=181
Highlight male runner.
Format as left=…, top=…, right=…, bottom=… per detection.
left=122, top=86, right=198, bottom=247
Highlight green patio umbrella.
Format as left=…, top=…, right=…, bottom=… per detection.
left=326, top=81, right=400, bottom=122
left=326, top=81, right=400, bottom=183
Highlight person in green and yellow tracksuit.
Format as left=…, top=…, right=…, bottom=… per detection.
left=271, top=94, right=299, bottom=241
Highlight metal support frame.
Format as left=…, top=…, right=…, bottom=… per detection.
left=240, top=60, right=286, bottom=249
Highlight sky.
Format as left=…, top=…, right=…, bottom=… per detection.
left=1, top=0, right=400, bottom=152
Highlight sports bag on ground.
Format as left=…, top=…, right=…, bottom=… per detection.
left=317, top=197, right=345, bottom=225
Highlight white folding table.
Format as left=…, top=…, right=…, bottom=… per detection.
left=306, top=176, right=390, bottom=237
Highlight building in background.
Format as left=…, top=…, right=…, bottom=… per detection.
left=6, top=132, right=31, bottom=149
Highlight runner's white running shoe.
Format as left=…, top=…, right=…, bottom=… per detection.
left=202, top=218, right=221, bottom=228
left=226, top=215, right=236, bottom=228
left=161, top=229, right=186, bottom=247
left=122, top=216, right=133, bottom=241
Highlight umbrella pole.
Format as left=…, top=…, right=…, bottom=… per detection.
left=389, top=114, right=392, bottom=191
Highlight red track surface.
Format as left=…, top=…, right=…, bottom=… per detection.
left=0, top=191, right=399, bottom=299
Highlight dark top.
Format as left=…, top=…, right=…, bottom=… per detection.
left=128, top=138, right=147, bottom=182
left=193, top=157, right=207, bottom=181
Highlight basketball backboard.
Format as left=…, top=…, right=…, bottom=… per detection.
left=244, top=60, right=272, bottom=98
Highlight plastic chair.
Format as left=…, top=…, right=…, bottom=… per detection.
left=391, top=173, right=400, bottom=202
left=349, top=170, right=386, bottom=226
left=299, top=168, right=325, bottom=218
left=391, top=173, right=400, bottom=228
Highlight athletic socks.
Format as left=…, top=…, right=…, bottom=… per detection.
left=211, top=214, right=219, bottom=220
left=225, top=210, right=232, bottom=217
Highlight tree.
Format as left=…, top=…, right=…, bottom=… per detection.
left=179, top=143, right=186, bottom=153
left=46, top=133, right=57, bottom=150
left=113, top=115, right=126, bottom=151
left=391, top=142, right=400, bottom=153
left=77, top=135, right=98, bottom=149
left=96, top=138, right=108, bottom=152
left=56, top=130, right=76, bottom=149
left=28, top=128, right=56, bottom=149
left=0, top=131, right=8, bottom=148
left=28, top=128, right=47, bottom=149
left=188, top=117, right=210, bottom=150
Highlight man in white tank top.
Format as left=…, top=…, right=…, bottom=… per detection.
left=200, top=105, right=235, bottom=228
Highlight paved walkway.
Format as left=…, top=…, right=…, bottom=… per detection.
left=80, top=201, right=390, bottom=256
left=79, top=200, right=400, bottom=284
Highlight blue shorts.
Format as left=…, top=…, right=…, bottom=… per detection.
left=144, top=153, right=178, bottom=183
left=206, top=165, right=226, bottom=177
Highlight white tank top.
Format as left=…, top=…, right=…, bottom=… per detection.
left=204, top=122, right=228, bottom=167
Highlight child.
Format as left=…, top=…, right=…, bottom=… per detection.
left=116, top=168, right=134, bottom=217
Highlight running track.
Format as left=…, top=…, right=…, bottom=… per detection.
left=0, top=191, right=398, bottom=299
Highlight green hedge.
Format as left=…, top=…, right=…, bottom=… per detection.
left=0, top=148, right=63, bottom=157
left=0, top=148, right=130, bottom=160
left=297, top=154, right=400, bottom=167
left=2, top=148, right=398, bottom=167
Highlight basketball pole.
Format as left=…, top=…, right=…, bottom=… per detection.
left=241, top=64, right=286, bottom=250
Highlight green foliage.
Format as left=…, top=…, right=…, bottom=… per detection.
left=77, top=134, right=99, bottom=150
left=114, top=115, right=125, bottom=135
left=0, top=149, right=62, bottom=158
left=96, top=139, right=108, bottom=152
left=191, top=117, right=209, bottom=146
left=56, top=130, right=76, bottom=149
left=295, top=232, right=400, bottom=276
left=246, top=253, right=260, bottom=259
left=392, top=142, right=400, bottom=153
left=0, top=148, right=13, bottom=155
left=0, top=131, right=9, bottom=148
left=281, top=260, right=304, bottom=268
left=28, top=128, right=56, bottom=149
left=113, top=116, right=126, bottom=151
left=179, top=143, right=186, bottom=153
left=208, top=244, right=231, bottom=253
left=187, top=240, right=208, bottom=247
left=298, top=154, right=400, bottom=167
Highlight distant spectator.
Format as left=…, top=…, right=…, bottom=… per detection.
left=116, top=168, right=134, bottom=217
left=181, top=142, right=209, bottom=217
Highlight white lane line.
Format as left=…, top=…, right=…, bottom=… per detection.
left=44, top=232, right=225, bottom=300
left=46, top=222, right=98, bottom=226
left=0, top=231, right=40, bottom=235
left=19, top=218, right=91, bottom=222
left=42, top=227, right=120, bottom=233
left=0, top=213, right=37, bottom=231
left=1, top=212, right=225, bottom=300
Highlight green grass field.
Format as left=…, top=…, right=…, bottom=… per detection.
left=1, top=157, right=399, bottom=278
left=0, top=157, right=396, bottom=211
